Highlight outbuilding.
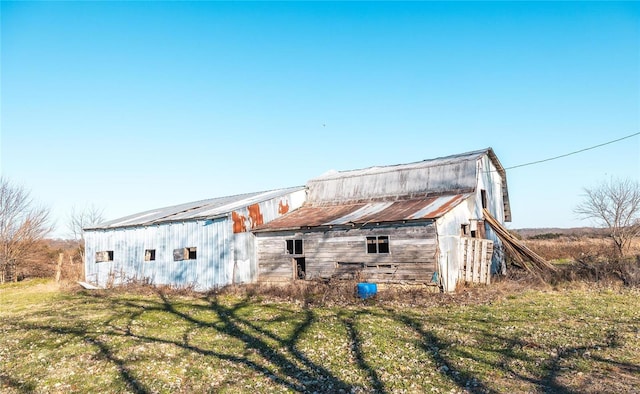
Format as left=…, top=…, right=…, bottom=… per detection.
left=84, top=187, right=306, bottom=290
left=253, top=148, right=511, bottom=291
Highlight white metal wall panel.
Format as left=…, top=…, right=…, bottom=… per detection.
left=85, top=218, right=229, bottom=291
left=84, top=188, right=307, bottom=290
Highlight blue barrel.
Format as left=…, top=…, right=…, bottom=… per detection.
left=357, top=283, right=377, bottom=299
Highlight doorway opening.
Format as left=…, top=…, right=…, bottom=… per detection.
left=294, top=257, right=306, bottom=280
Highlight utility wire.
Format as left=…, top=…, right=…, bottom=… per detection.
left=505, top=131, right=640, bottom=170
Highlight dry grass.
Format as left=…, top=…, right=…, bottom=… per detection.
left=523, top=235, right=640, bottom=262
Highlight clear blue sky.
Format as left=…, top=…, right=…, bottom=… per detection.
left=1, top=1, right=639, bottom=238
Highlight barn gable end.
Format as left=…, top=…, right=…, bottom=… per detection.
left=254, top=148, right=510, bottom=290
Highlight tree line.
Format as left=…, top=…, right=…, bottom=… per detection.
left=0, top=177, right=103, bottom=283
left=0, top=175, right=638, bottom=283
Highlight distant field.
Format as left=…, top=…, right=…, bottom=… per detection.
left=1, top=279, right=639, bottom=393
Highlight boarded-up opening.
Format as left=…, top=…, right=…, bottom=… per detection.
left=459, top=237, right=493, bottom=285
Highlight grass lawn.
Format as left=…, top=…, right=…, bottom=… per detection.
left=1, top=279, right=639, bottom=393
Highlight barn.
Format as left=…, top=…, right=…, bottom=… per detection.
left=84, top=187, right=306, bottom=290
left=253, top=148, right=511, bottom=291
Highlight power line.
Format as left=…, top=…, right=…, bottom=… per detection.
left=505, top=131, right=640, bottom=170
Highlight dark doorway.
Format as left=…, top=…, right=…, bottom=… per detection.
left=295, top=257, right=306, bottom=280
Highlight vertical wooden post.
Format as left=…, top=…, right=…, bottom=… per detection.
left=55, top=253, right=63, bottom=283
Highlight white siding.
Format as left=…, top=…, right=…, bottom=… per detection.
left=84, top=188, right=307, bottom=290
left=85, top=219, right=230, bottom=291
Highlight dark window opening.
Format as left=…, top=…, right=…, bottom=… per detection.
left=144, top=249, right=156, bottom=261
left=173, top=247, right=197, bottom=261
left=461, top=224, right=469, bottom=236
left=366, top=237, right=377, bottom=253
left=286, top=239, right=303, bottom=254
left=481, top=189, right=487, bottom=209
left=366, top=236, right=389, bottom=254
left=470, top=230, right=477, bottom=238
left=295, top=257, right=306, bottom=279
left=96, top=250, right=114, bottom=263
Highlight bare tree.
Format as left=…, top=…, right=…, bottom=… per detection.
left=575, top=178, right=640, bottom=257
left=0, top=177, right=52, bottom=283
left=67, top=204, right=105, bottom=262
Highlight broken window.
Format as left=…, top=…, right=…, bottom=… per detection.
left=144, top=249, right=156, bottom=261
left=286, top=239, right=303, bottom=255
left=366, top=236, right=389, bottom=254
left=96, top=250, right=114, bottom=263
left=173, top=247, right=197, bottom=261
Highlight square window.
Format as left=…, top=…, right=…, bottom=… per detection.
left=173, top=247, right=197, bottom=261
left=366, top=236, right=389, bottom=254
left=96, top=250, right=114, bottom=263
left=286, top=239, right=303, bottom=254
left=144, top=249, right=156, bottom=261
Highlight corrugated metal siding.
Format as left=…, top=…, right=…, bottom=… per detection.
left=476, top=155, right=508, bottom=273
left=84, top=188, right=307, bottom=290
left=307, top=151, right=484, bottom=204
left=85, top=218, right=229, bottom=290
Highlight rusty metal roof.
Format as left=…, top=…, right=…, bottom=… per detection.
left=254, top=194, right=470, bottom=232
left=86, top=186, right=305, bottom=230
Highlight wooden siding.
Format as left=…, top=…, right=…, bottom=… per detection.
left=256, top=224, right=438, bottom=283
left=459, top=237, right=494, bottom=285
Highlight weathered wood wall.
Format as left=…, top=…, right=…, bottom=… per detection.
left=459, top=237, right=494, bottom=285
left=256, top=224, right=438, bottom=283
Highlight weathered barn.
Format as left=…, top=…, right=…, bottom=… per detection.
left=253, top=148, right=511, bottom=291
left=84, top=187, right=306, bottom=290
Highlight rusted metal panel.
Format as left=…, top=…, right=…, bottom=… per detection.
left=86, top=187, right=306, bottom=230
left=256, top=194, right=470, bottom=231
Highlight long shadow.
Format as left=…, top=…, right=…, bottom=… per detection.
left=390, top=307, right=638, bottom=394
left=10, top=322, right=150, bottom=394
left=387, top=309, right=500, bottom=394
left=156, top=291, right=354, bottom=392
left=339, top=310, right=387, bottom=394
left=0, top=371, right=36, bottom=393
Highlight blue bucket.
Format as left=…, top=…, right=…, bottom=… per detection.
left=357, top=283, right=377, bottom=299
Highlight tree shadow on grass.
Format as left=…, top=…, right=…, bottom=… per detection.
left=0, top=371, right=37, bottom=394
left=386, top=308, right=639, bottom=394
left=338, top=310, right=387, bottom=394
left=6, top=289, right=639, bottom=394
left=9, top=290, right=357, bottom=393
left=157, top=291, right=354, bottom=392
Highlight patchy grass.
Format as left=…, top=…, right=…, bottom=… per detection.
left=1, top=280, right=639, bottom=393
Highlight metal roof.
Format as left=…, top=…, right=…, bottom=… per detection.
left=86, top=186, right=306, bottom=230
left=311, top=148, right=491, bottom=182
left=254, top=194, right=470, bottom=232
left=307, top=147, right=511, bottom=221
